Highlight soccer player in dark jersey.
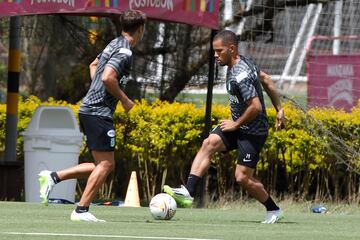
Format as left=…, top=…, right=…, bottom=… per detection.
left=38, top=10, right=146, bottom=222
left=164, top=30, right=285, bottom=224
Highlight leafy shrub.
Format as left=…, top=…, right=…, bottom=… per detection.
left=1, top=97, right=359, bottom=202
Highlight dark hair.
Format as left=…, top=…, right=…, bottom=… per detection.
left=120, top=10, right=147, bottom=35
left=213, top=30, right=238, bottom=48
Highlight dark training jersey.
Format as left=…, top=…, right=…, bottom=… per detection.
left=226, top=55, right=268, bottom=135
left=79, top=36, right=133, bottom=119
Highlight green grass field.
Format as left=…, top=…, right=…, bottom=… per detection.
left=0, top=201, right=359, bottom=240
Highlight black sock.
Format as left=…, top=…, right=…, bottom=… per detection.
left=75, top=206, right=89, bottom=213
left=262, top=196, right=280, bottom=211
left=185, top=174, right=202, bottom=197
left=50, top=172, right=61, bottom=184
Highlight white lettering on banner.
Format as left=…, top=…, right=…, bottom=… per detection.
left=327, top=79, right=353, bottom=105
left=30, top=0, right=75, bottom=7
left=327, top=64, right=354, bottom=77
left=129, top=0, right=174, bottom=11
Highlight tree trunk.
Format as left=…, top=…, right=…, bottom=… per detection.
left=160, top=26, right=210, bottom=102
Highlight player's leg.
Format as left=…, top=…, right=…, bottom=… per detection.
left=77, top=151, right=114, bottom=206
left=235, top=165, right=283, bottom=223
left=235, top=134, right=283, bottom=223
left=57, top=163, right=95, bottom=180
left=185, top=133, right=226, bottom=194
left=39, top=163, right=95, bottom=205
left=189, top=133, right=227, bottom=177
left=71, top=150, right=114, bottom=222
left=235, top=165, right=268, bottom=202
left=164, top=126, right=229, bottom=207
left=39, top=113, right=100, bottom=205
left=69, top=114, right=115, bottom=222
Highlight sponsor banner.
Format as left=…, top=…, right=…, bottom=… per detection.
left=307, top=55, right=360, bottom=111
left=0, top=0, right=219, bottom=29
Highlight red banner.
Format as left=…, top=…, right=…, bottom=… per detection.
left=307, top=55, right=360, bottom=111
left=0, top=0, right=219, bottom=29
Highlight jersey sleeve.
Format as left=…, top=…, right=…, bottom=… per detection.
left=105, top=48, right=132, bottom=76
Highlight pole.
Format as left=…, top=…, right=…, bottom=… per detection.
left=198, top=29, right=217, bottom=208
left=333, top=0, right=343, bottom=55
left=289, top=3, right=323, bottom=90
left=203, top=29, right=217, bottom=138
left=4, top=17, right=21, bottom=162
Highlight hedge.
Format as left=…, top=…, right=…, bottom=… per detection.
left=1, top=96, right=359, bottom=202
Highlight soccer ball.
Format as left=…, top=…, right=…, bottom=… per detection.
left=149, top=193, right=177, bottom=220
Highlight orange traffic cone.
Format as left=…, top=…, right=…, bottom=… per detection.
left=124, top=171, right=140, bottom=207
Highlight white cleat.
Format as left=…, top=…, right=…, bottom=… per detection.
left=261, top=209, right=284, bottom=224
left=70, top=210, right=106, bottom=222
left=38, top=170, right=55, bottom=206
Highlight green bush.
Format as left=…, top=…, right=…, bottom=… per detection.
left=1, top=96, right=359, bottom=202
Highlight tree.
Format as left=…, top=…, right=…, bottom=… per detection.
left=21, top=16, right=112, bottom=102
left=17, top=15, right=215, bottom=103
left=5, top=1, right=336, bottom=103
left=133, top=23, right=213, bottom=102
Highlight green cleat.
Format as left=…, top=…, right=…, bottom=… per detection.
left=163, top=185, right=193, bottom=208
left=38, top=170, right=55, bottom=206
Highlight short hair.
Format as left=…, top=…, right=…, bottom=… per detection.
left=213, top=30, right=238, bottom=48
left=120, top=10, right=147, bottom=35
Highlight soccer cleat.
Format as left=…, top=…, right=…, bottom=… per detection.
left=38, top=170, right=55, bottom=206
left=70, top=210, right=106, bottom=222
left=261, top=209, right=284, bottom=224
left=163, top=185, right=193, bottom=208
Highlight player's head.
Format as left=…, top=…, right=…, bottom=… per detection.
left=121, top=10, right=147, bottom=46
left=213, top=30, right=238, bottom=66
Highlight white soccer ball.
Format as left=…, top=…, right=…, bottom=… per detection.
left=149, top=193, right=177, bottom=220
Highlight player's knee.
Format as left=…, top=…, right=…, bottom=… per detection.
left=108, top=161, right=115, bottom=172
left=102, top=160, right=115, bottom=173
left=235, top=173, right=249, bottom=187
left=201, top=137, right=218, bottom=153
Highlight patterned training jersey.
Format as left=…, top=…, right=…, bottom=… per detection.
left=79, top=36, right=133, bottom=118
left=226, top=55, right=268, bottom=135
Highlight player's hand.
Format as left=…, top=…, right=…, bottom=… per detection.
left=220, top=119, right=238, bottom=132
left=276, top=108, right=285, bottom=130
left=122, top=99, right=134, bottom=113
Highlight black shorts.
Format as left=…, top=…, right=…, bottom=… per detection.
left=78, top=113, right=116, bottom=151
left=211, top=125, right=267, bottom=168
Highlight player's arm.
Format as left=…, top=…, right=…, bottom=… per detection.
left=89, top=58, right=99, bottom=80
left=259, top=71, right=285, bottom=130
left=220, top=97, right=262, bottom=132
left=101, top=66, right=134, bottom=112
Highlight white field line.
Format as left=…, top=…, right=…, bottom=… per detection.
left=2, top=232, right=222, bottom=240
